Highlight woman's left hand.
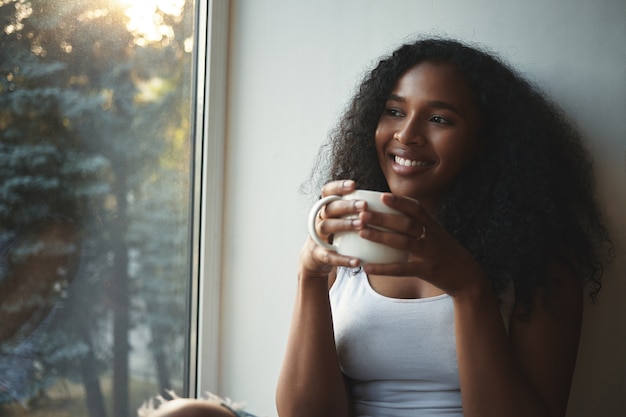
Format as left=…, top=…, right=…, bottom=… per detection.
left=359, top=193, right=487, bottom=296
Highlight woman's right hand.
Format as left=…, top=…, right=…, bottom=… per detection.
left=279, top=179, right=357, bottom=417
left=299, top=180, right=365, bottom=280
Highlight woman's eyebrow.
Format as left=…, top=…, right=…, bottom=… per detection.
left=387, top=93, right=405, bottom=103
left=386, top=94, right=462, bottom=116
left=427, top=100, right=462, bottom=116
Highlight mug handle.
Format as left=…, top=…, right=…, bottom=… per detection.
left=307, top=195, right=342, bottom=251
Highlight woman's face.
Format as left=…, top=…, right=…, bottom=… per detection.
left=375, top=61, right=482, bottom=211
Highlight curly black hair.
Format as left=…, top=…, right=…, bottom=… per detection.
left=307, top=37, right=613, bottom=313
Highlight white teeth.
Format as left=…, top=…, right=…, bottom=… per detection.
left=395, top=156, right=431, bottom=167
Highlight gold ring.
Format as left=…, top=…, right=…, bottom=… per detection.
left=416, top=225, right=426, bottom=241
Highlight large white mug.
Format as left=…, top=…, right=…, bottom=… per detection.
left=307, top=189, right=408, bottom=264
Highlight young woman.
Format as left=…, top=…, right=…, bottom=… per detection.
left=275, top=37, right=612, bottom=417
left=142, top=38, right=612, bottom=417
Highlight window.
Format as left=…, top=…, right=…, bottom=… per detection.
left=0, top=1, right=227, bottom=416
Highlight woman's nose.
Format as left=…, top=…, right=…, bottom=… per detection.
left=393, top=120, right=425, bottom=145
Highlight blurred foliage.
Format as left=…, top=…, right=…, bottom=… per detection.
left=0, top=0, right=196, bottom=415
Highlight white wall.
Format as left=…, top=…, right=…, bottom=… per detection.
left=216, top=1, right=626, bottom=415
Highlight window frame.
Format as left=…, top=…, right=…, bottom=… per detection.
left=188, top=0, right=230, bottom=398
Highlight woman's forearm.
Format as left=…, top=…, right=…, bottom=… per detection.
left=453, top=271, right=581, bottom=417
left=276, top=272, right=350, bottom=417
left=454, top=286, right=549, bottom=417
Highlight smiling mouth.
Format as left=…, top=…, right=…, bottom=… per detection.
left=394, top=155, right=435, bottom=168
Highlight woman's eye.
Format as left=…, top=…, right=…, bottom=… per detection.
left=430, top=115, right=449, bottom=124
left=385, top=108, right=404, bottom=117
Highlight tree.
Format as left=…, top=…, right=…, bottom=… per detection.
left=0, top=1, right=110, bottom=414
left=1, top=1, right=194, bottom=416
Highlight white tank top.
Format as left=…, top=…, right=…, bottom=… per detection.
left=329, top=267, right=463, bottom=417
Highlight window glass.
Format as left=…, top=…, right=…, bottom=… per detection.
left=0, top=1, right=198, bottom=416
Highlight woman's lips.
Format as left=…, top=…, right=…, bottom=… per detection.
left=393, top=155, right=435, bottom=168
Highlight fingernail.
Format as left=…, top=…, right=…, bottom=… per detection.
left=354, top=200, right=365, bottom=209
left=343, top=180, right=354, bottom=188
left=349, top=258, right=359, bottom=267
